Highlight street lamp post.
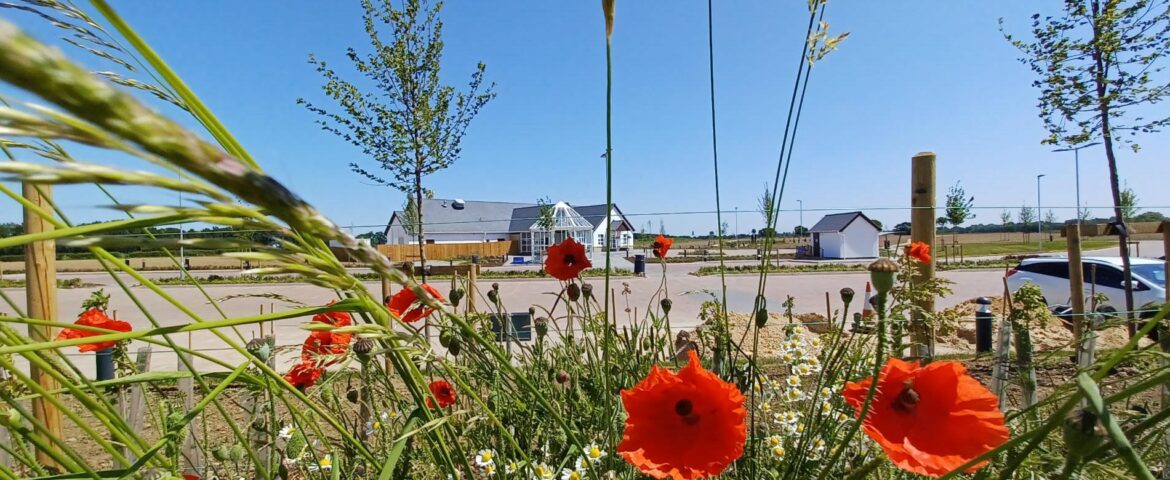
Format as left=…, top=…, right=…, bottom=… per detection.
left=1053, top=142, right=1101, bottom=225
left=734, top=206, right=739, bottom=242
left=1037, top=174, right=1046, bottom=252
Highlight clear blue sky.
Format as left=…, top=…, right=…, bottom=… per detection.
left=2, top=1, right=1167, bottom=236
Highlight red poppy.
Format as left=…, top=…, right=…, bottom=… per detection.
left=426, top=379, right=457, bottom=408
left=842, top=358, right=1009, bottom=478
left=652, top=234, right=673, bottom=259
left=182, top=474, right=200, bottom=480
left=387, top=284, right=446, bottom=323
left=55, top=308, right=132, bottom=352
left=299, top=304, right=353, bottom=363
left=906, top=241, right=931, bottom=264
left=284, top=361, right=324, bottom=390
left=617, top=350, right=747, bottom=479
left=545, top=238, right=592, bottom=280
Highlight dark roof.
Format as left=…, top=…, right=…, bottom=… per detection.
left=388, top=199, right=534, bottom=235
left=573, top=204, right=611, bottom=229
left=809, top=211, right=879, bottom=233
left=508, top=205, right=544, bottom=231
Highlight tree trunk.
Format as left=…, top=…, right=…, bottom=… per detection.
left=415, top=170, right=427, bottom=283
left=1090, top=0, right=1136, bottom=335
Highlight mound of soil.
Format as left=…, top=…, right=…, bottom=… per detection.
left=940, top=296, right=1148, bottom=353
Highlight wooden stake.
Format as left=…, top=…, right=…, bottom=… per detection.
left=177, top=351, right=203, bottom=473
left=467, top=264, right=478, bottom=314
left=121, top=347, right=152, bottom=462
left=381, top=275, right=391, bottom=301
left=910, top=152, right=937, bottom=358
left=824, top=291, right=832, bottom=327
left=23, top=183, right=62, bottom=470
left=1066, top=221, right=1087, bottom=365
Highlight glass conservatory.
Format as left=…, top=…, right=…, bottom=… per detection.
left=519, top=202, right=594, bottom=257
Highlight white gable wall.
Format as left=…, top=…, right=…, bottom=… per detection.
left=841, top=221, right=879, bottom=258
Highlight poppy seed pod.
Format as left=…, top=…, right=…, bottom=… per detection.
left=867, top=258, right=899, bottom=295
left=556, top=370, right=571, bottom=384
left=246, top=337, right=271, bottom=362
left=535, top=317, right=549, bottom=337
left=492, top=282, right=500, bottom=292
left=582, top=283, right=594, bottom=299
left=660, top=298, right=672, bottom=314
left=449, top=288, right=464, bottom=307
left=346, top=389, right=360, bottom=404
left=755, top=308, right=769, bottom=328
left=447, top=334, right=463, bottom=356
left=487, top=288, right=498, bottom=303
left=840, top=287, right=855, bottom=305
left=1062, top=408, right=1107, bottom=458
left=528, top=306, right=537, bottom=316
left=640, top=337, right=653, bottom=351
left=352, top=337, right=374, bottom=362
left=566, top=283, right=581, bottom=301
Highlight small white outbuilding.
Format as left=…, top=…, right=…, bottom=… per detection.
left=809, top=211, right=880, bottom=259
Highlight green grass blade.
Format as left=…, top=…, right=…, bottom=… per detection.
left=1075, top=373, right=1155, bottom=480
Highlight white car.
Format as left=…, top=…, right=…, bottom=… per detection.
left=1005, top=257, right=1166, bottom=308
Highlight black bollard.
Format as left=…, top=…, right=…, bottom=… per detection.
left=975, top=297, right=993, bottom=353
left=96, top=347, right=115, bottom=381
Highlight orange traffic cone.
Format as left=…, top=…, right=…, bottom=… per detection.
left=861, top=281, right=874, bottom=319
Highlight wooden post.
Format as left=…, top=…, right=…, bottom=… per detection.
left=23, top=183, right=62, bottom=470
left=467, top=264, right=478, bottom=314
left=910, top=152, right=937, bottom=358
left=177, top=351, right=203, bottom=473
left=0, top=367, right=13, bottom=467
left=1159, top=221, right=1170, bottom=476
left=1066, top=222, right=1088, bottom=366
left=381, top=275, right=391, bottom=301
left=121, top=347, right=152, bottom=462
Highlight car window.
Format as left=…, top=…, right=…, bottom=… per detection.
left=1132, top=264, right=1165, bottom=285
left=1084, top=263, right=1124, bottom=287
left=1019, top=262, right=1070, bottom=279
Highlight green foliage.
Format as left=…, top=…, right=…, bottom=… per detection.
left=356, top=231, right=387, bottom=246
left=535, top=196, right=555, bottom=232
left=891, top=222, right=911, bottom=235
left=944, top=181, right=975, bottom=230
left=1120, top=183, right=1139, bottom=220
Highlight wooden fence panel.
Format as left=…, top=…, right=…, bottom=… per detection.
left=377, top=241, right=516, bottom=261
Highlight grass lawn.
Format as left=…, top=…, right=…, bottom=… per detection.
left=949, top=239, right=1114, bottom=257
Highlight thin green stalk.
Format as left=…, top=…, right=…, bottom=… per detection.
left=705, top=0, right=731, bottom=375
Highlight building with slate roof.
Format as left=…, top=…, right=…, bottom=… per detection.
left=808, top=211, right=880, bottom=259
left=384, top=199, right=634, bottom=256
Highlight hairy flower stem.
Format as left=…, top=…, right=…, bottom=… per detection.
left=818, top=291, right=887, bottom=480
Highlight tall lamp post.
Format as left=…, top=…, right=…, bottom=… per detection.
left=1037, top=174, right=1046, bottom=252
left=734, top=206, right=739, bottom=242
left=1053, top=142, right=1101, bottom=225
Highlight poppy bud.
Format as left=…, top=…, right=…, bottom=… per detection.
left=1063, top=408, right=1107, bottom=458
left=346, top=389, right=360, bottom=403
left=449, top=288, right=464, bottom=307
left=353, top=337, right=374, bottom=361
left=448, top=338, right=462, bottom=356
left=492, top=282, right=500, bottom=292
left=867, top=259, right=898, bottom=295
left=212, top=445, right=231, bottom=461
left=556, top=370, right=570, bottom=384
left=528, top=306, right=537, bottom=316
left=566, top=283, right=581, bottom=301
left=661, top=298, right=672, bottom=314
left=640, top=337, right=652, bottom=351
left=582, top=283, right=594, bottom=299
left=535, top=317, right=549, bottom=338
left=840, top=287, right=855, bottom=306
left=438, top=330, right=454, bottom=348
left=228, top=443, right=245, bottom=461
left=487, top=288, right=498, bottom=303
left=246, top=337, right=270, bottom=362
left=755, top=308, right=769, bottom=328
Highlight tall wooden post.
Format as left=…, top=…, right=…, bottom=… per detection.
left=1066, top=221, right=1088, bottom=365
left=380, top=275, right=391, bottom=302
left=23, top=183, right=62, bottom=470
left=467, top=264, right=478, bottom=314
left=910, top=152, right=936, bottom=358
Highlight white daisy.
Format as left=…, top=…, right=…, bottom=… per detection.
left=584, top=443, right=607, bottom=465
left=794, top=363, right=813, bottom=377
left=505, top=461, right=518, bottom=474
left=530, top=462, right=556, bottom=480
left=307, top=454, right=332, bottom=472
left=475, top=449, right=496, bottom=467
left=277, top=425, right=296, bottom=440
left=836, top=411, right=851, bottom=422
left=785, top=375, right=802, bottom=388
left=820, top=401, right=833, bottom=415
left=560, top=468, right=584, bottom=480
left=783, top=388, right=804, bottom=402
left=771, top=445, right=786, bottom=459
left=766, top=435, right=783, bottom=447
left=820, top=387, right=833, bottom=398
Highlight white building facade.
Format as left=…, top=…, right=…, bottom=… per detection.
left=809, top=211, right=880, bottom=259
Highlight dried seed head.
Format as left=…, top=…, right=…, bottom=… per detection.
left=660, top=298, right=672, bottom=314
left=487, top=288, right=498, bottom=303
left=352, top=337, right=374, bottom=362
left=839, top=287, right=855, bottom=305
left=581, top=283, right=594, bottom=299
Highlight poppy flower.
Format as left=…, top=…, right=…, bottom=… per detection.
left=842, top=358, right=1009, bottom=477
left=906, top=241, right=931, bottom=264
left=387, top=284, right=446, bottom=323
left=299, top=304, right=353, bottom=363
left=427, top=379, right=457, bottom=408
left=284, top=361, right=324, bottom=390
left=652, top=235, right=673, bottom=259
left=55, top=308, right=133, bottom=352
left=545, top=238, right=592, bottom=281
left=617, top=350, right=747, bottom=479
